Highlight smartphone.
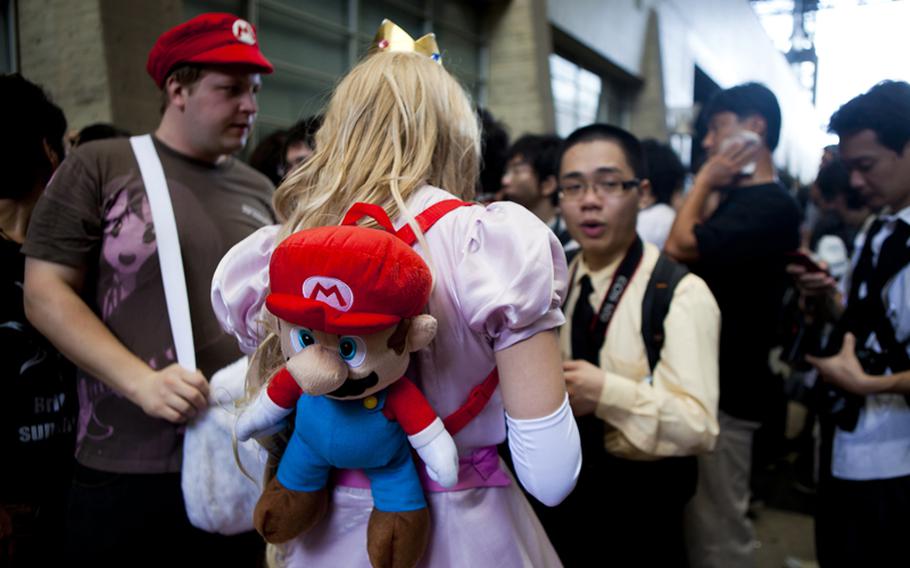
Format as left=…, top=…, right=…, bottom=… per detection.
left=718, top=130, right=760, bottom=176
left=786, top=251, right=829, bottom=274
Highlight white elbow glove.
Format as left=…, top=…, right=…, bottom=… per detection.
left=408, top=417, right=459, bottom=488
left=506, top=393, right=581, bottom=506
left=235, top=389, right=292, bottom=442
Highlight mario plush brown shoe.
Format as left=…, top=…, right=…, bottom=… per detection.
left=366, top=507, right=430, bottom=568
left=253, top=477, right=328, bottom=543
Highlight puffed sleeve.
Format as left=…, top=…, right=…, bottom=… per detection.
left=211, top=224, right=279, bottom=354
left=453, top=202, right=568, bottom=351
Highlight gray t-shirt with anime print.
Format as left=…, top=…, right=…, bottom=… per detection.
left=24, top=136, right=274, bottom=474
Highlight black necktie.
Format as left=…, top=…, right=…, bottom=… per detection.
left=569, top=274, right=610, bottom=473
left=571, top=275, right=599, bottom=365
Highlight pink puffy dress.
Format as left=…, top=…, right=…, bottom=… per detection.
left=212, top=185, right=568, bottom=567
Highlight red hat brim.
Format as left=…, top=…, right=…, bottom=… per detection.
left=267, top=294, right=400, bottom=336
left=184, top=42, right=274, bottom=75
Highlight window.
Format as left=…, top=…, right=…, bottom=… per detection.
left=185, top=0, right=487, bottom=147
left=550, top=52, right=632, bottom=137
left=550, top=53, right=602, bottom=137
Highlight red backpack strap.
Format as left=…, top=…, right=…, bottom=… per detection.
left=344, top=198, right=494, bottom=435
left=396, top=199, right=473, bottom=245
left=443, top=368, right=500, bottom=436
left=341, top=202, right=396, bottom=233
left=396, top=198, right=494, bottom=435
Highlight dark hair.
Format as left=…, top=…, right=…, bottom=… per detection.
left=507, top=134, right=563, bottom=182
left=703, top=82, right=782, bottom=151
left=283, top=115, right=323, bottom=158
left=560, top=123, right=645, bottom=179
left=248, top=129, right=288, bottom=186
left=74, top=122, right=131, bottom=146
left=829, top=80, right=910, bottom=154
left=641, top=139, right=685, bottom=204
left=816, top=159, right=865, bottom=210
left=478, top=108, right=510, bottom=196
left=1, top=73, right=67, bottom=200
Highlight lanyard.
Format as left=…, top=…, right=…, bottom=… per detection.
left=568, top=237, right=644, bottom=337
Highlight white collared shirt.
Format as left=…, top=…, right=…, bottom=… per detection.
left=637, top=203, right=676, bottom=250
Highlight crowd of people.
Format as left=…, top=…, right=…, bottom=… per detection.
left=3, top=10, right=910, bottom=568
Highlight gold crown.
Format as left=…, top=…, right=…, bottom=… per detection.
left=369, top=19, right=442, bottom=64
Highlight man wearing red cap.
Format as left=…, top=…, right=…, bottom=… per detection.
left=22, top=13, right=275, bottom=564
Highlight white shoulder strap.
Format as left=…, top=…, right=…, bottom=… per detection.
left=129, top=134, right=196, bottom=370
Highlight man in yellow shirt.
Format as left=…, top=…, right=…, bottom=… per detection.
left=536, top=123, right=720, bottom=567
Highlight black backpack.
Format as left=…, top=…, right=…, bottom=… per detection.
left=641, top=253, right=690, bottom=371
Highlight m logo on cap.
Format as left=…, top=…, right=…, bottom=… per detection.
left=303, top=277, right=354, bottom=312
left=232, top=19, right=256, bottom=45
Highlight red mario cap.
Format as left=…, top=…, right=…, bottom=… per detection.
left=266, top=226, right=432, bottom=336
left=146, top=13, right=274, bottom=89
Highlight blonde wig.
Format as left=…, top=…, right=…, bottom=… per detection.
left=247, top=51, right=480, bottom=394
left=274, top=50, right=480, bottom=236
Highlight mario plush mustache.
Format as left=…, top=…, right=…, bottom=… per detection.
left=235, top=217, right=458, bottom=568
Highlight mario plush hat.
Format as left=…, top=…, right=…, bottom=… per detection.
left=267, top=226, right=432, bottom=336
left=146, top=12, right=274, bottom=88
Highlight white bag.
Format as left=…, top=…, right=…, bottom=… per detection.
left=131, top=134, right=265, bottom=535
left=182, top=357, right=267, bottom=535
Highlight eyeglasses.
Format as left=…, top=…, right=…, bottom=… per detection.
left=558, top=175, right=640, bottom=200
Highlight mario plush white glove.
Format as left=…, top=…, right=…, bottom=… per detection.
left=408, top=417, right=459, bottom=488
left=506, top=393, right=581, bottom=506
left=235, top=388, right=292, bottom=442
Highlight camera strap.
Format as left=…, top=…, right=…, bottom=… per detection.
left=569, top=237, right=644, bottom=365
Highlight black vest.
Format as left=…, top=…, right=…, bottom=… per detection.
left=819, top=218, right=910, bottom=431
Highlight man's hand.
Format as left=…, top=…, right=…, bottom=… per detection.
left=695, top=136, right=761, bottom=189
left=563, top=359, right=605, bottom=417
left=787, top=262, right=838, bottom=297
left=786, top=261, right=842, bottom=322
left=694, top=157, right=739, bottom=190
left=807, top=333, right=883, bottom=395
left=131, top=363, right=209, bottom=423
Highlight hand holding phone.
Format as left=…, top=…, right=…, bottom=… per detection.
left=785, top=251, right=829, bottom=274
left=786, top=250, right=838, bottom=298
left=718, top=130, right=761, bottom=176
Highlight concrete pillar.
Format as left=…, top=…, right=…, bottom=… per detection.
left=629, top=8, right=668, bottom=141
left=19, top=0, right=113, bottom=131
left=99, top=0, right=182, bottom=134
left=18, top=0, right=181, bottom=134
left=486, top=0, right=555, bottom=136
